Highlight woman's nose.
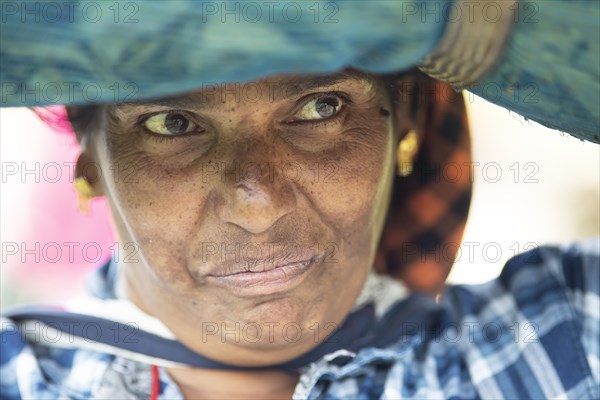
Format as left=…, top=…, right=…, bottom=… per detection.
left=216, top=144, right=297, bottom=234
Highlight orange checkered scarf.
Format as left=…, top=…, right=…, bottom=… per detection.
left=375, top=76, right=472, bottom=294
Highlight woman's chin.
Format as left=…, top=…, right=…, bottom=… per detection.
left=189, top=327, right=327, bottom=368
left=173, top=298, right=340, bottom=366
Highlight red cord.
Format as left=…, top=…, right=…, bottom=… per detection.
left=150, top=365, right=160, bottom=400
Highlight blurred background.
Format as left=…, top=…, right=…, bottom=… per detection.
left=1, top=94, right=599, bottom=309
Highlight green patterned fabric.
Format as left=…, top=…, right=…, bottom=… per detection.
left=1, top=0, right=598, bottom=142
left=471, top=1, right=600, bottom=143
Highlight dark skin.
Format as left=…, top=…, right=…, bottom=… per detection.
left=74, top=70, right=418, bottom=399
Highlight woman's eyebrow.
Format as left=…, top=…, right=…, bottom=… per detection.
left=120, top=96, right=201, bottom=111
left=118, top=72, right=369, bottom=111
left=271, top=73, right=365, bottom=99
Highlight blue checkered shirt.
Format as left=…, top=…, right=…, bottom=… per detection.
left=1, top=239, right=599, bottom=399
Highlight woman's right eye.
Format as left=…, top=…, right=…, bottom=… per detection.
left=142, top=112, right=200, bottom=135
left=296, top=95, right=343, bottom=121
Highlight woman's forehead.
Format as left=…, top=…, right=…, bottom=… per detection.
left=115, top=70, right=378, bottom=113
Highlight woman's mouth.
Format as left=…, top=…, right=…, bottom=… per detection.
left=207, top=255, right=323, bottom=297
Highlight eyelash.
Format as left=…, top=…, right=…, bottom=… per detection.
left=145, top=134, right=184, bottom=144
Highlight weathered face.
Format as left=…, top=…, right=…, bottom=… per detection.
left=84, top=70, right=404, bottom=366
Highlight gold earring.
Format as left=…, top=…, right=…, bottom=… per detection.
left=73, top=177, right=95, bottom=214
left=396, top=130, right=419, bottom=177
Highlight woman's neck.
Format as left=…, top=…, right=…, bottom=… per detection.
left=166, top=366, right=299, bottom=400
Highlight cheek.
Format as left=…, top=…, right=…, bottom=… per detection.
left=304, top=123, right=394, bottom=245
left=101, top=142, right=212, bottom=289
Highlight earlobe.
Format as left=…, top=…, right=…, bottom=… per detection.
left=389, top=73, right=424, bottom=177
left=74, top=151, right=104, bottom=213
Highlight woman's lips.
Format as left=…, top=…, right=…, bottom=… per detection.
left=207, top=256, right=322, bottom=296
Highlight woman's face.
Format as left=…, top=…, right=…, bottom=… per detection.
left=85, top=70, right=404, bottom=366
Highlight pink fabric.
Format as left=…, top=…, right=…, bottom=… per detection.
left=6, top=106, right=115, bottom=302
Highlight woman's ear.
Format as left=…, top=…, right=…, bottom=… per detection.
left=74, top=151, right=104, bottom=197
left=68, top=105, right=106, bottom=198
left=389, top=72, right=426, bottom=176
left=389, top=73, right=420, bottom=143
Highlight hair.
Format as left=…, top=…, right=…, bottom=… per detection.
left=31, top=105, right=102, bottom=144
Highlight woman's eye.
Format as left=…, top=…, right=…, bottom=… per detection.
left=142, top=112, right=198, bottom=135
left=296, top=95, right=343, bottom=121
